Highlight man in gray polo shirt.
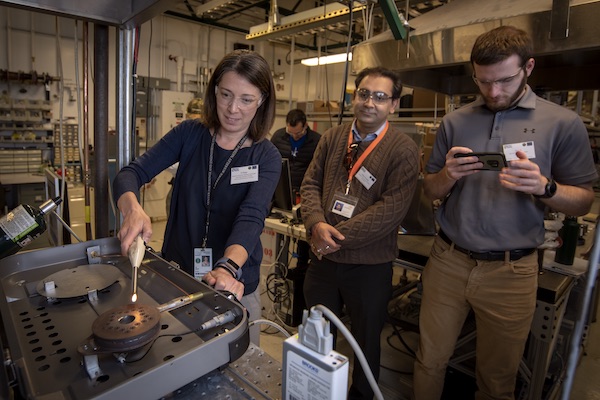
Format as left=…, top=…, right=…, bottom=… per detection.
left=413, top=25, right=598, bottom=399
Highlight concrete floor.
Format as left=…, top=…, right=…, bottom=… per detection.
left=145, top=219, right=600, bottom=400
left=257, top=284, right=600, bottom=400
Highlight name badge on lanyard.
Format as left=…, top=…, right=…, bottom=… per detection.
left=194, top=248, right=213, bottom=279
left=331, top=191, right=358, bottom=219
left=231, top=165, right=259, bottom=184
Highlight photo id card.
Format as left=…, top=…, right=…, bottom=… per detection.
left=331, top=191, right=358, bottom=219
left=231, top=165, right=259, bottom=184
left=194, top=248, right=213, bottom=279
left=503, top=141, right=536, bottom=161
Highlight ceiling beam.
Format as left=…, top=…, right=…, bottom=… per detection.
left=246, top=1, right=365, bottom=41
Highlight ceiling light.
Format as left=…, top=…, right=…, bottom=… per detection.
left=301, top=53, right=352, bottom=66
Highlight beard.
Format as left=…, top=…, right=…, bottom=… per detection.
left=483, top=74, right=528, bottom=113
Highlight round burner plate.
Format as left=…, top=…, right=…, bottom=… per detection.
left=36, top=264, right=122, bottom=298
left=91, top=303, right=161, bottom=352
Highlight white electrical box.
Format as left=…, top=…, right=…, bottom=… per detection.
left=139, top=90, right=193, bottom=220
left=282, top=334, right=349, bottom=400
left=157, top=90, right=194, bottom=137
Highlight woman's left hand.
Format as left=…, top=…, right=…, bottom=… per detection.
left=202, top=268, right=244, bottom=300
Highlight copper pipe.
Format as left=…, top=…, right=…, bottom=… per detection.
left=83, top=21, right=92, bottom=240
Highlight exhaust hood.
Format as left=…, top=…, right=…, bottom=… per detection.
left=351, top=0, right=600, bottom=95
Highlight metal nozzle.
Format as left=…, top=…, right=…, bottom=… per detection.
left=156, top=291, right=205, bottom=313
left=128, top=236, right=145, bottom=303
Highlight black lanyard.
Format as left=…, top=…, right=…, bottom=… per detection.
left=202, top=129, right=248, bottom=248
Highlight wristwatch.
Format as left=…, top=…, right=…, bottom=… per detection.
left=535, top=177, right=557, bottom=199
left=214, top=257, right=243, bottom=280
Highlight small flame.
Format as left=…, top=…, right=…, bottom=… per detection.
left=131, top=293, right=137, bottom=303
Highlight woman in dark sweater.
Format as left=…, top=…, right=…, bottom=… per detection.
left=113, top=50, right=281, bottom=345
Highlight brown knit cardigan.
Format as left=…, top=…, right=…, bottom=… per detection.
left=300, top=122, right=420, bottom=265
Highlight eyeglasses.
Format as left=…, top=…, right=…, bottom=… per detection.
left=344, top=142, right=360, bottom=171
left=355, top=88, right=392, bottom=105
left=472, top=67, right=524, bottom=88
left=286, top=126, right=307, bottom=136
left=215, top=86, right=262, bottom=110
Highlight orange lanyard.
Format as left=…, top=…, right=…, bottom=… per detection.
left=345, top=121, right=388, bottom=193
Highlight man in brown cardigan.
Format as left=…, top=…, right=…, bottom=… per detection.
left=300, top=66, right=420, bottom=399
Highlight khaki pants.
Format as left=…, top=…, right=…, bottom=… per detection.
left=413, top=236, right=538, bottom=400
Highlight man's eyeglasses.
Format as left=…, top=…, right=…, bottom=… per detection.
left=286, top=126, right=307, bottom=136
left=472, top=67, right=524, bottom=88
left=344, top=142, right=360, bottom=171
left=215, top=86, right=261, bottom=110
left=355, top=88, right=392, bottom=105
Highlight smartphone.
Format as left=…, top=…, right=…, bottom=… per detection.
left=454, top=152, right=507, bottom=171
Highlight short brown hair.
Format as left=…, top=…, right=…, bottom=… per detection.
left=203, top=50, right=276, bottom=141
left=285, top=109, right=307, bottom=126
left=471, top=26, right=533, bottom=67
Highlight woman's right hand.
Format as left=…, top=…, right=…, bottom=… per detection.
left=117, top=192, right=153, bottom=256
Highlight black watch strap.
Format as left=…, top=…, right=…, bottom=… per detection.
left=534, top=177, right=557, bottom=199
left=214, top=257, right=242, bottom=280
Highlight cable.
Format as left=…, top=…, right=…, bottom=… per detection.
left=249, top=318, right=291, bottom=338
left=313, top=304, right=385, bottom=400
left=390, top=323, right=417, bottom=357
left=51, top=210, right=83, bottom=242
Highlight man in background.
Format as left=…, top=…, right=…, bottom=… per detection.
left=270, top=108, right=320, bottom=268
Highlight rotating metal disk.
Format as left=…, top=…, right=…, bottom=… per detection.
left=90, top=303, right=161, bottom=353
left=36, top=264, right=122, bottom=299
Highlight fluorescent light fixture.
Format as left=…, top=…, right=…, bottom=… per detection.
left=301, top=53, right=352, bottom=66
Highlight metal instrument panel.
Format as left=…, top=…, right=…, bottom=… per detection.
left=0, top=237, right=249, bottom=399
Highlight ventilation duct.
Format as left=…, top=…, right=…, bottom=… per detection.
left=352, top=0, right=600, bottom=94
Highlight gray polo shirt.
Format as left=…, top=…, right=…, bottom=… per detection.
left=426, top=86, right=597, bottom=252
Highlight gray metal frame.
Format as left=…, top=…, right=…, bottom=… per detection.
left=0, top=237, right=249, bottom=399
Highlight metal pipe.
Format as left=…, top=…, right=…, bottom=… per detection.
left=83, top=21, right=92, bottom=240
left=560, top=219, right=600, bottom=399
left=156, top=291, right=205, bottom=313
left=116, top=26, right=136, bottom=230
left=288, top=37, right=295, bottom=111
left=337, top=4, right=354, bottom=126
left=591, top=90, right=599, bottom=126
left=94, top=23, right=110, bottom=238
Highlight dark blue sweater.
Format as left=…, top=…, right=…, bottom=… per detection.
left=113, top=119, right=282, bottom=295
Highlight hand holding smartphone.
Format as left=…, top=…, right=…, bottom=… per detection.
left=454, top=152, right=507, bottom=171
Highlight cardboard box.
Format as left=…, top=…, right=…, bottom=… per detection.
left=296, top=100, right=339, bottom=113
left=424, top=131, right=436, bottom=146
left=412, top=88, right=445, bottom=109
left=296, top=101, right=314, bottom=113
left=313, top=100, right=339, bottom=113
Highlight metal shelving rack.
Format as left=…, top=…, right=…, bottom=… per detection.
left=53, top=123, right=82, bottom=182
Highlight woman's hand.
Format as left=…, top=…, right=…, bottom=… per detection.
left=203, top=268, right=244, bottom=300
left=117, top=192, right=153, bottom=256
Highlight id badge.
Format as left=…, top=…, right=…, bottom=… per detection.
left=502, top=141, right=536, bottom=161
left=331, top=191, right=358, bottom=219
left=231, top=165, right=259, bottom=184
left=194, top=248, right=213, bottom=279
left=355, top=166, right=376, bottom=190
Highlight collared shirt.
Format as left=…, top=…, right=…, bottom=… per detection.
left=351, top=119, right=387, bottom=142
left=426, top=85, right=597, bottom=252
